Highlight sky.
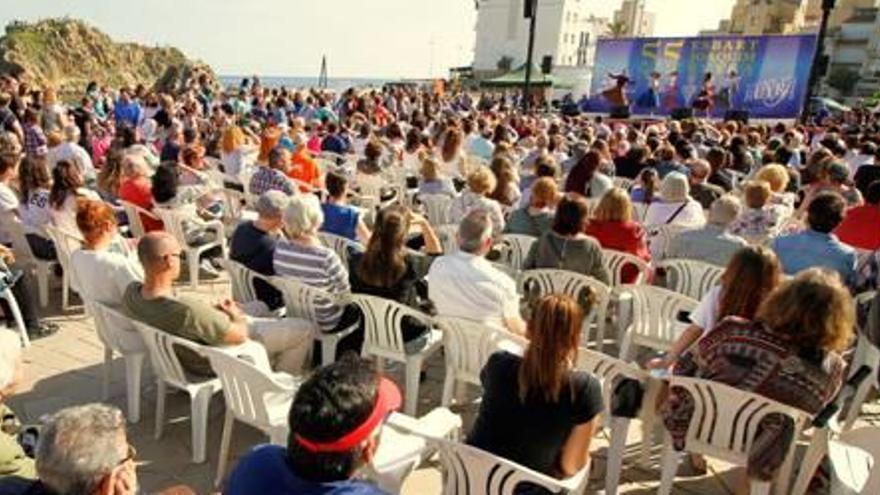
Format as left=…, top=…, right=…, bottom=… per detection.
left=0, top=0, right=737, bottom=79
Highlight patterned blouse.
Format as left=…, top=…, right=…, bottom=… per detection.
left=730, top=205, right=790, bottom=244
left=662, top=317, right=845, bottom=481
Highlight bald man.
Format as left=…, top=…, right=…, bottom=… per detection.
left=124, top=232, right=312, bottom=375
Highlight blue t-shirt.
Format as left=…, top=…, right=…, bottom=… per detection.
left=226, top=445, right=389, bottom=495
left=321, top=203, right=360, bottom=241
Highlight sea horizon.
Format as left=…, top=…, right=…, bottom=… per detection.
left=217, top=75, right=428, bottom=92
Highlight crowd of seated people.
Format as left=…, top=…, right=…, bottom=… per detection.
left=0, top=72, right=878, bottom=495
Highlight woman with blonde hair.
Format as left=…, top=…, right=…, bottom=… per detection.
left=469, top=294, right=603, bottom=479
left=754, top=163, right=796, bottom=209
left=220, top=125, right=256, bottom=177
left=418, top=157, right=456, bottom=197
left=40, top=87, right=67, bottom=135
left=489, top=155, right=521, bottom=207
left=438, top=127, right=468, bottom=179
left=663, top=268, right=851, bottom=481
left=730, top=180, right=789, bottom=244
left=450, top=167, right=506, bottom=237
left=585, top=188, right=651, bottom=283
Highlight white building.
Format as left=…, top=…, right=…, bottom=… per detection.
left=612, top=0, right=656, bottom=37
left=472, top=0, right=608, bottom=96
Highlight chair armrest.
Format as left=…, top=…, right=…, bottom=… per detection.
left=386, top=408, right=462, bottom=440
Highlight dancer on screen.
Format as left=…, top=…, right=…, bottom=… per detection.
left=601, top=71, right=631, bottom=109
left=692, top=72, right=715, bottom=117
left=636, top=71, right=662, bottom=115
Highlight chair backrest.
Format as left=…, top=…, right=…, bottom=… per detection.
left=575, top=347, right=649, bottom=420
left=657, top=258, right=724, bottom=300
left=424, top=436, right=590, bottom=495
left=667, top=376, right=811, bottom=465
left=222, top=260, right=265, bottom=305
left=317, top=232, right=362, bottom=267
left=269, top=276, right=322, bottom=323
left=622, top=284, right=699, bottom=354
left=130, top=319, right=209, bottom=390
left=520, top=269, right=611, bottom=342
left=43, top=224, right=83, bottom=272
left=435, top=316, right=525, bottom=386
left=119, top=200, right=158, bottom=239
left=152, top=207, right=190, bottom=245
left=602, top=248, right=652, bottom=286
left=420, top=194, right=455, bottom=226
left=91, top=302, right=142, bottom=355
left=434, top=224, right=460, bottom=255
left=204, top=347, right=296, bottom=431
left=0, top=211, right=39, bottom=265
left=351, top=294, right=432, bottom=357
left=646, top=224, right=688, bottom=260
left=495, top=234, right=537, bottom=273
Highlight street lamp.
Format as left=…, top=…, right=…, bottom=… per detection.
left=523, top=0, right=538, bottom=113
left=802, top=0, right=836, bottom=123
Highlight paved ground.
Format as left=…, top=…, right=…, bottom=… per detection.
left=6, top=277, right=879, bottom=494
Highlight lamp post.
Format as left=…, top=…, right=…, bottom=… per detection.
left=523, top=0, right=538, bottom=114
left=802, top=0, right=836, bottom=124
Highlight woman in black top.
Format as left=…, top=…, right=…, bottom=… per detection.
left=349, top=205, right=443, bottom=352
left=469, top=294, right=603, bottom=482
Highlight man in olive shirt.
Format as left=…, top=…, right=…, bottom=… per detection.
left=124, top=232, right=250, bottom=375
left=124, top=232, right=313, bottom=375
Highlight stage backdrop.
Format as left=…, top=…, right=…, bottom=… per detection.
left=583, top=34, right=818, bottom=119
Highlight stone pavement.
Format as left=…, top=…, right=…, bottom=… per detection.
left=6, top=278, right=879, bottom=494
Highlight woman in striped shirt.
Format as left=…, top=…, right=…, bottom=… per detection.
left=274, top=194, right=360, bottom=358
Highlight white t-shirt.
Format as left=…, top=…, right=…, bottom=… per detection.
left=20, top=189, right=52, bottom=237
left=50, top=189, right=100, bottom=236
left=691, top=285, right=722, bottom=332
left=644, top=200, right=706, bottom=228
left=427, top=251, right=520, bottom=331
left=0, top=182, right=20, bottom=245
left=70, top=248, right=144, bottom=305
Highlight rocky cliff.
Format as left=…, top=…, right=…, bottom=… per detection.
left=0, top=18, right=217, bottom=94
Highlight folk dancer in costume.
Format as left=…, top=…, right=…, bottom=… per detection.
left=692, top=72, right=715, bottom=117
left=662, top=71, right=680, bottom=111
left=717, top=69, right=740, bottom=110
left=601, top=72, right=632, bottom=109
left=636, top=71, right=662, bottom=115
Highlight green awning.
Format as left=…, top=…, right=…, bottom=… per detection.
left=481, top=63, right=557, bottom=88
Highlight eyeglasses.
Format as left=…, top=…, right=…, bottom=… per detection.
left=118, top=443, right=137, bottom=466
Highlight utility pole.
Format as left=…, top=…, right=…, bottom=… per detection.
left=801, top=0, right=835, bottom=124
left=523, top=0, right=538, bottom=114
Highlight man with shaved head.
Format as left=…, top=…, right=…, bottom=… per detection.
left=124, top=232, right=312, bottom=375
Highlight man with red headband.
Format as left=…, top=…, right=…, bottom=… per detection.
left=226, top=356, right=401, bottom=494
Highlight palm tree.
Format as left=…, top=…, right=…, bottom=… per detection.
left=606, top=20, right=627, bottom=38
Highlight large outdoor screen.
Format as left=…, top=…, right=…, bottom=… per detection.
left=583, top=34, right=818, bottom=119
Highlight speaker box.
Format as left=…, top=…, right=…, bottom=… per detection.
left=541, top=55, right=553, bottom=75
left=670, top=107, right=694, bottom=120
left=609, top=106, right=630, bottom=119
left=724, top=109, right=750, bottom=124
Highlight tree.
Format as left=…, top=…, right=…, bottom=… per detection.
left=497, top=56, right=514, bottom=72
left=606, top=20, right=627, bottom=38
left=826, top=67, right=860, bottom=96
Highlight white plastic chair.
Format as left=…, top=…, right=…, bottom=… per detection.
left=419, top=193, right=455, bottom=226
left=119, top=200, right=160, bottom=239
left=421, top=435, right=591, bottom=495
left=792, top=425, right=880, bottom=495
left=618, top=285, right=699, bottom=361
left=434, top=316, right=526, bottom=406
left=152, top=206, right=228, bottom=290
left=270, top=276, right=358, bottom=366
left=520, top=269, right=612, bottom=351
left=222, top=259, right=264, bottom=306
left=575, top=347, right=652, bottom=495
left=658, top=376, right=812, bottom=495
left=351, top=294, right=443, bottom=415
left=317, top=231, right=363, bottom=267
left=647, top=224, right=688, bottom=260
left=657, top=258, right=724, bottom=301
left=2, top=211, right=59, bottom=308
left=1, top=289, right=29, bottom=347
left=842, top=332, right=880, bottom=431
left=434, top=224, right=460, bottom=254
left=91, top=303, right=147, bottom=423
left=43, top=225, right=83, bottom=311
left=204, top=347, right=299, bottom=488
left=494, top=234, right=537, bottom=273
left=131, top=320, right=269, bottom=463
left=602, top=248, right=652, bottom=286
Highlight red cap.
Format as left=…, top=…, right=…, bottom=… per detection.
left=294, top=377, right=401, bottom=453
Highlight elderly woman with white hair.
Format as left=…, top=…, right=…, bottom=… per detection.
left=273, top=194, right=360, bottom=360
left=643, top=171, right=706, bottom=229
left=47, top=124, right=96, bottom=181
left=0, top=330, right=36, bottom=480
